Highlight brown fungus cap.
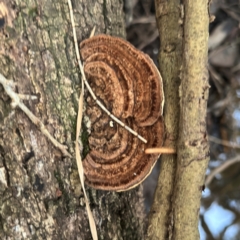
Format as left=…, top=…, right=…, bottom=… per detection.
left=80, top=34, right=164, bottom=191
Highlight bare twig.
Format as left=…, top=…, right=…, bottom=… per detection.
left=209, top=135, right=240, bottom=149
left=205, top=155, right=240, bottom=186
left=18, top=94, right=38, bottom=100
left=130, top=15, right=156, bottom=25
left=138, top=29, right=159, bottom=50
left=0, top=73, right=71, bottom=157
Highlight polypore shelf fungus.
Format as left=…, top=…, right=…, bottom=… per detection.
left=80, top=34, right=164, bottom=191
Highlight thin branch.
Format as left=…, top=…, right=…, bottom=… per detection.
left=0, top=73, right=71, bottom=157
left=145, top=147, right=176, bottom=154
left=205, top=155, right=240, bottom=186
left=129, top=15, right=156, bottom=25
left=138, top=29, right=159, bottom=50
left=209, top=135, right=240, bottom=149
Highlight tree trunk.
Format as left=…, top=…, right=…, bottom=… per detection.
left=0, top=0, right=145, bottom=239
left=147, top=0, right=210, bottom=239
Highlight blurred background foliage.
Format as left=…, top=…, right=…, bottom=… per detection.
left=124, top=0, right=240, bottom=239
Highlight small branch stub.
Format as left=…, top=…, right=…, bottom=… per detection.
left=145, top=147, right=176, bottom=154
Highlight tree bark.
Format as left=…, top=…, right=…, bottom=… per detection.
left=173, top=1, right=209, bottom=239
left=147, top=0, right=209, bottom=239
left=147, top=1, right=183, bottom=239
left=0, top=0, right=145, bottom=239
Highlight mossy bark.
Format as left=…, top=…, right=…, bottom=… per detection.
left=147, top=1, right=209, bottom=240
left=0, top=0, right=145, bottom=239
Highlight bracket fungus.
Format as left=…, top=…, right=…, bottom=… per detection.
left=80, top=34, right=164, bottom=191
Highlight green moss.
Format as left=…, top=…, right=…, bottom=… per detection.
left=28, top=7, right=38, bottom=19
left=54, top=170, right=64, bottom=190
left=69, top=114, right=77, bottom=141
left=81, top=122, right=90, bottom=159
left=54, top=170, right=76, bottom=214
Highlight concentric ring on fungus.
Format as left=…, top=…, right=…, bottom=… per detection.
left=80, top=34, right=164, bottom=191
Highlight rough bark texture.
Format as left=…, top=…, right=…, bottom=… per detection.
left=172, top=1, right=209, bottom=239
left=0, top=0, right=145, bottom=239
left=147, top=1, right=183, bottom=239
left=147, top=0, right=209, bottom=240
